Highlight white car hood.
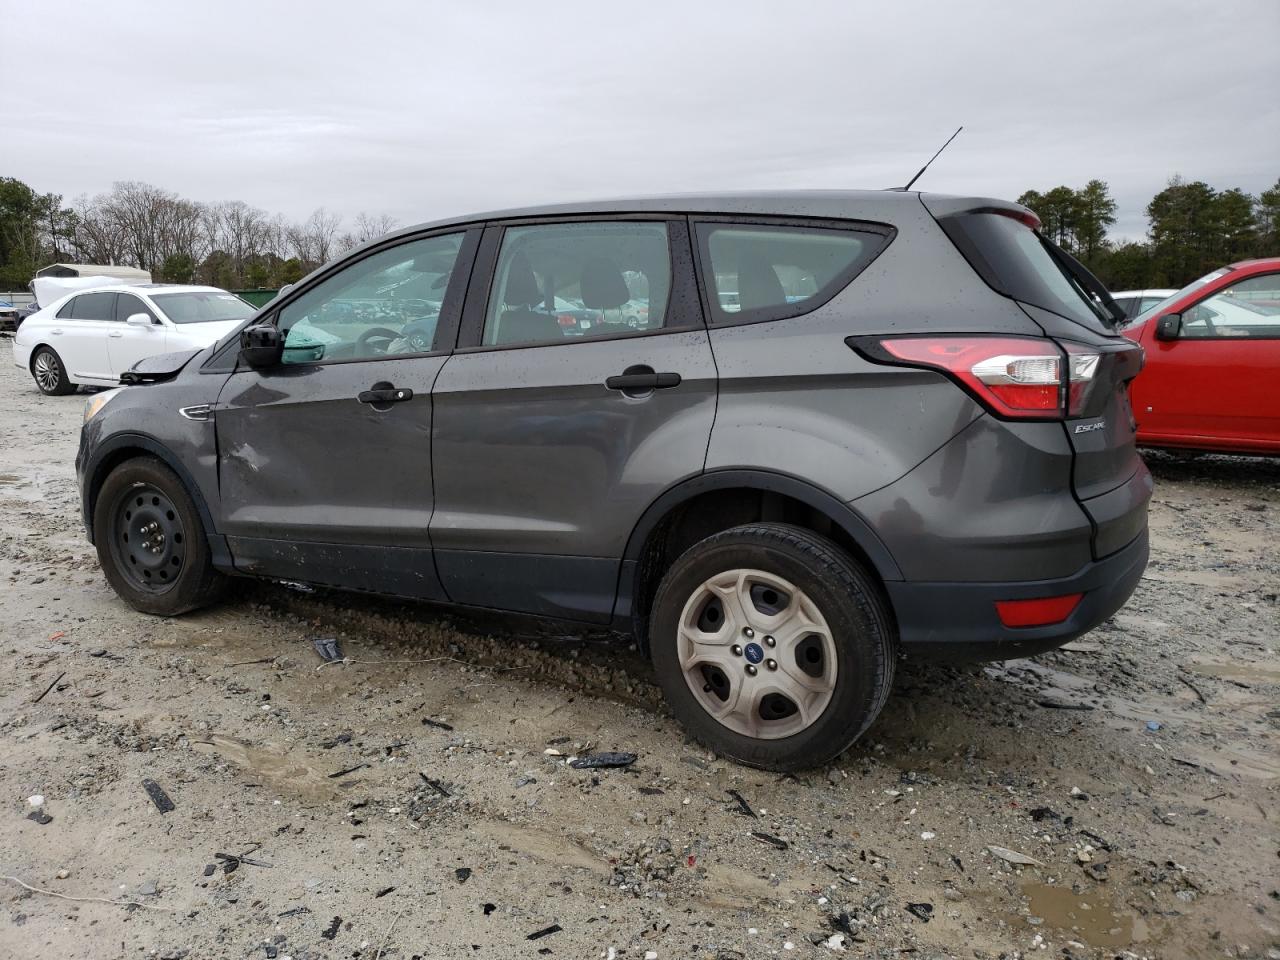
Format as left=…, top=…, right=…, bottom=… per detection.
left=173, top=319, right=247, bottom=343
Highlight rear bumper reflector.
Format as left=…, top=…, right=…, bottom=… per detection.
left=994, top=592, right=1084, bottom=628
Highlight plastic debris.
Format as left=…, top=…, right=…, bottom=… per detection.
left=142, top=779, right=175, bottom=813
left=26, top=810, right=52, bottom=825
left=483, top=903, right=497, bottom=916
left=1146, top=720, right=1162, bottom=731
left=569, top=752, right=636, bottom=769
left=526, top=924, right=562, bottom=941
left=312, top=637, right=342, bottom=663
left=375, top=886, right=395, bottom=898
left=750, top=831, right=788, bottom=850
left=420, top=773, right=451, bottom=797
left=726, top=789, right=757, bottom=818
left=327, top=763, right=369, bottom=779
left=422, top=718, right=454, bottom=731
left=455, top=868, right=472, bottom=884
left=321, top=916, right=342, bottom=940
left=987, top=845, right=1042, bottom=866
left=906, top=902, right=934, bottom=921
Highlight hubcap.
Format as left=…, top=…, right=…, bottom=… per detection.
left=108, top=484, right=186, bottom=594
left=677, top=569, right=838, bottom=739
left=34, top=352, right=59, bottom=391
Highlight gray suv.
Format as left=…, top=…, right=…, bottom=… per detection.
left=75, top=191, right=1151, bottom=770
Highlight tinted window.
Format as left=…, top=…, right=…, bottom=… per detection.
left=56, top=297, right=77, bottom=319
left=152, top=291, right=254, bottom=324
left=279, top=233, right=464, bottom=363
left=1139, top=296, right=1165, bottom=313
left=72, top=292, right=117, bottom=320
left=115, top=293, right=155, bottom=323
left=483, top=222, right=670, bottom=347
left=1182, top=273, right=1280, bottom=339
left=696, top=222, right=882, bottom=324
left=940, top=212, right=1115, bottom=333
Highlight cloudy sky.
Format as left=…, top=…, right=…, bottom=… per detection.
left=3, top=0, right=1277, bottom=240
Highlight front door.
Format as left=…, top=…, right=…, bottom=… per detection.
left=1139, top=271, right=1280, bottom=451
left=61, top=290, right=118, bottom=381
left=106, top=292, right=164, bottom=377
left=430, top=218, right=717, bottom=622
left=213, top=229, right=477, bottom=598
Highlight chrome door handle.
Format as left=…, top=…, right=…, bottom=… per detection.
left=50, top=328, right=62, bottom=335
left=109, top=331, right=123, bottom=338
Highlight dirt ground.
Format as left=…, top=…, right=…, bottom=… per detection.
left=1, top=349, right=1277, bottom=960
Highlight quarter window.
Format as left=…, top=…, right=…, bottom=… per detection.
left=697, top=223, right=883, bottom=324
left=1182, top=274, right=1280, bottom=339
left=278, top=233, right=465, bottom=364
left=482, top=222, right=671, bottom=347
left=56, top=297, right=77, bottom=319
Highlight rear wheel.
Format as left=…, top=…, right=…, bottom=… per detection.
left=31, top=347, right=74, bottom=395
left=649, top=523, right=895, bottom=771
left=93, top=457, right=227, bottom=616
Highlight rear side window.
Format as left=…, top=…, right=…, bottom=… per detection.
left=56, top=297, right=77, bottom=319
left=72, top=292, right=117, bottom=320
left=695, top=222, right=888, bottom=324
left=939, top=212, right=1115, bottom=333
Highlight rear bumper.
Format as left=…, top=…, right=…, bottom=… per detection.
left=887, top=528, right=1148, bottom=662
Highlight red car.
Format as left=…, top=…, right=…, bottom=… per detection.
left=1123, top=258, right=1280, bottom=455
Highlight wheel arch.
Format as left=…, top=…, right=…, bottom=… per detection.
left=84, top=433, right=231, bottom=567
left=616, top=469, right=902, bottom=651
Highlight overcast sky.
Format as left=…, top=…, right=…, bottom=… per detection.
left=3, top=0, right=1277, bottom=240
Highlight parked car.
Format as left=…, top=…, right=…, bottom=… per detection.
left=0, top=300, right=19, bottom=333
left=1109, top=288, right=1176, bottom=321
left=76, top=192, right=1150, bottom=770
left=12, top=285, right=256, bottom=395
left=1123, top=259, right=1280, bottom=455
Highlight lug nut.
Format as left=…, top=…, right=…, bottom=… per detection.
left=743, top=627, right=755, bottom=639
left=745, top=664, right=758, bottom=676
left=731, top=644, right=743, bottom=656
left=764, top=635, right=776, bottom=647
left=766, top=659, right=778, bottom=671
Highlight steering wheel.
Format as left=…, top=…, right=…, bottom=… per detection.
left=355, top=326, right=403, bottom=354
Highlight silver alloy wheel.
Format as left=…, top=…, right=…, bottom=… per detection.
left=34, top=351, right=60, bottom=392
left=677, top=568, right=838, bottom=739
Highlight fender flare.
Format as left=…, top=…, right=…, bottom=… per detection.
left=614, top=469, right=903, bottom=626
left=83, top=432, right=232, bottom=568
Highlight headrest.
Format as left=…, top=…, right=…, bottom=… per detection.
left=503, top=255, right=541, bottom=307
left=738, top=254, right=785, bottom=311
left=580, top=257, right=630, bottom=310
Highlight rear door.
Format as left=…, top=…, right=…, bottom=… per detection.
left=63, top=291, right=118, bottom=380
left=106, top=292, right=165, bottom=377
left=429, top=217, right=717, bottom=621
left=213, top=229, right=478, bottom=597
left=1137, top=270, right=1280, bottom=451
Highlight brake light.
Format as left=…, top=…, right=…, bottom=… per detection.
left=995, top=593, right=1083, bottom=628
left=868, top=337, right=1100, bottom=421
left=556, top=313, right=577, bottom=327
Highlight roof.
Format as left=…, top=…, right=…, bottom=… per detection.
left=35, top=263, right=152, bottom=281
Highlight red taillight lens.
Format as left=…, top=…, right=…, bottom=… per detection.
left=556, top=313, right=576, bottom=327
left=995, top=593, right=1083, bottom=628
left=869, top=337, right=1101, bottom=421
left=1063, top=342, right=1101, bottom=417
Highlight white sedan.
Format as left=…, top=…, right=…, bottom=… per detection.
left=12, top=284, right=256, bottom=395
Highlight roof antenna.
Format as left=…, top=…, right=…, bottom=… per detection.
left=900, top=126, right=963, bottom=191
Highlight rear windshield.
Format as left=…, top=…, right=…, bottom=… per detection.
left=940, top=212, right=1117, bottom=333
left=152, top=291, right=255, bottom=324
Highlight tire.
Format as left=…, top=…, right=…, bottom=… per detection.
left=93, top=457, right=227, bottom=616
left=31, top=347, right=75, bottom=396
left=649, top=522, right=895, bottom=771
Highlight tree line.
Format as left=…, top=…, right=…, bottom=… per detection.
left=0, top=177, right=398, bottom=291
left=2, top=172, right=1277, bottom=294
left=1017, top=175, right=1279, bottom=291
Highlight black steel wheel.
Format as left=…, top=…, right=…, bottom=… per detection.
left=94, top=457, right=227, bottom=615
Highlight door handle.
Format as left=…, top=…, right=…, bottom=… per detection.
left=50, top=328, right=62, bottom=335
left=605, top=366, right=682, bottom=394
left=357, top=384, right=414, bottom=405
left=109, top=331, right=123, bottom=338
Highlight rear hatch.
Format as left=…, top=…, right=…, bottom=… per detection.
left=922, top=196, right=1150, bottom=558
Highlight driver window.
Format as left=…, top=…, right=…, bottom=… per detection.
left=278, top=233, right=464, bottom=363
left=1182, top=274, right=1280, bottom=340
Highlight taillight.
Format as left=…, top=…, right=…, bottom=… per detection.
left=556, top=313, right=577, bottom=327
left=858, top=336, right=1100, bottom=421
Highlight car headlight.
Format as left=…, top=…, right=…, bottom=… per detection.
left=83, top=388, right=123, bottom=424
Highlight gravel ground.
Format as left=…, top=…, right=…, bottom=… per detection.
left=1, top=347, right=1277, bottom=960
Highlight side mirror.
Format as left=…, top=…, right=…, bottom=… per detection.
left=126, top=312, right=155, bottom=327
left=240, top=322, right=284, bottom=368
left=1155, top=313, right=1182, bottom=341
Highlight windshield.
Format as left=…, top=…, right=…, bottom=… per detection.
left=1130, top=268, right=1234, bottom=326
left=152, top=291, right=256, bottom=324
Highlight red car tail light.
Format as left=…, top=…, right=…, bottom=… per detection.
left=556, top=313, right=577, bottom=327
left=995, top=593, right=1083, bottom=628
left=859, top=336, right=1101, bottom=421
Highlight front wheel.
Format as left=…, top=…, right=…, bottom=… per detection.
left=93, top=457, right=227, bottom=616
left=649, top=523, right=895, bottom=771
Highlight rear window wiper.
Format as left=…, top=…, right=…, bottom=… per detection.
left=1043, top=240, right=1125, bottom=328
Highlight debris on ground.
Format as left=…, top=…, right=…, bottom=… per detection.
left=987, top=845, right=1041, bottom=866
left=750, top=831, right=789, bottom=850
left=568, top=752, right=636, bottom=769
left=311, top=637, right=342, bottom=663
left=527, top=924, right=562, bottom=941
left=726, top=789, right=757, bottom=818
left=142, top=779, right=175, bottom=813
